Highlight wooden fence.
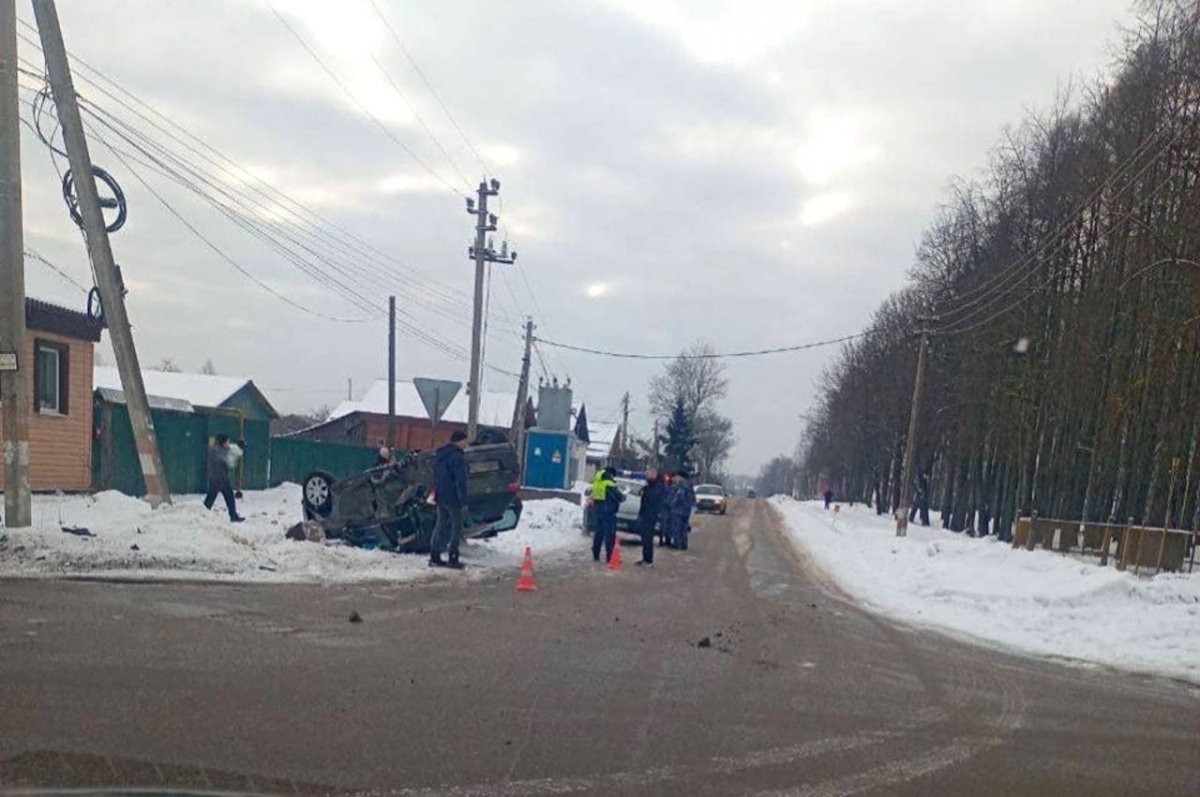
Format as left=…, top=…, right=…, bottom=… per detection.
left=1013, top=516, right=1196, bottom=574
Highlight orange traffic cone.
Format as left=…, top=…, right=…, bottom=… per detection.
left=515, top=546, right=539, bottom=592
left=607, top=537, right=623, bottom=571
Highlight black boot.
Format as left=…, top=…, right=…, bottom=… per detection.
left=429, top=552, right=446, bottom=568
left=446, top=549, right=465, bottom=570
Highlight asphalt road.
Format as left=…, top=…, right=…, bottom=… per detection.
left=2, top=499, right=1198, bottom=797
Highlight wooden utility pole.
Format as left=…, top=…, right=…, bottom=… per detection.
left=510, top=317, right=534, bottom=463
left=896, top=320, right=935, bottom=537
left=464, top=179, right=514, bottom=441
left=0, top=0, right=31, bottom=527
left=387, top=295, right=396, bottom=448
left=31, top=0, right=170, bottom=506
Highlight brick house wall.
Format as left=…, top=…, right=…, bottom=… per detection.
left=289, top=411, right=480, bottom=453
left=0, top=300, right=102, bottom=492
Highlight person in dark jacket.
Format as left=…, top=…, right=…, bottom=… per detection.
left=430, top=430, right=470, bottom=569
left=823, top=489, right=834, bottom=510
left=203, top=434, right=244, bottom=522
left=590, top=467, right=624, bottom=563
left=636, top=466, right=666, bottom=567
left=664, top=471, right=695, bottom=550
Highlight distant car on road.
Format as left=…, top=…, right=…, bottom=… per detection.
left=694, top=484, right=728, bottom=515
left=746, top=488, right=757, bottom=499
left=300, top=443, right=523, bottom=553
left=583, top=476, right=643, bottom=534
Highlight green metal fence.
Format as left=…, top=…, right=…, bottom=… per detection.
left=267, top=436, right=380, bottom=487
left=93, top=401, right=271, bottom=496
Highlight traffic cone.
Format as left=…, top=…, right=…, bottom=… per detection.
left=607, top=537, right=623, bottom=571
left=515, top=546, right=538, bottom=592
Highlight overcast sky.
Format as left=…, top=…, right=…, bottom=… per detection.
left=16, top=0, right=1136, bottom=473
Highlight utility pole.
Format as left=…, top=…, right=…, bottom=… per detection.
left=620, top=391, right=631, bottom=463
left=387, top=295, right=396, bottom=449
left=464, top=178, right=515, bottom=441
left=0, top=0, right=31, bottom=527
left=510, top=317, right=534, bottom=465
left=896, top=318, right=936, bottom=537
left=31, top=0, right=170, bottom=505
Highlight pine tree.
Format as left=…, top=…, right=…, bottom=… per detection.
left=664, top=398, right=696, bottom=474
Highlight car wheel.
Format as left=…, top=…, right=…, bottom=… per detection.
left=301, top=471, right=336, bottom=519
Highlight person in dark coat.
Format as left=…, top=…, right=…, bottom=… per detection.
left=908, top=472, right=931, bottom=526
left=203, top=433, right=244, bottom=522
left=590, top=467, right=624, bottom=563
left=823, top=489, right=834, bottom=510
left=665, top=471, right=695, bottom=550
left=657, top=472, right=672, bottom=546
left=636, top=466, right=666, bottom=567
left=430, top=430, right=470, bottom=569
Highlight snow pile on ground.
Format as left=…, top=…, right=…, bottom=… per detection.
left=0, top=485, right=585, bottom=584
left=772, top=498, right=1200, bottom=684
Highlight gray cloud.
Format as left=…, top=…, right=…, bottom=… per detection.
left=16, top=0, right=1136, bottom=472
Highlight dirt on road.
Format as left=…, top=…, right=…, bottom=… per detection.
left=2, top=499, right=1198, bottom=796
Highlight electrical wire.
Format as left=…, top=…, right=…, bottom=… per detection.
left=24, top=248, right=88, bottom=294
left=534, top=333, right=867, bottom=360
left=262, top=1, right=465, bottom=197
left=365, top=0, right=491, bottom=176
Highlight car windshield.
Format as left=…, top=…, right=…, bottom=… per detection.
left=696, top=485, right=724, bottom=496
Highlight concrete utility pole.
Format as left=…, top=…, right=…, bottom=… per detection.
left=896, top=318, right=937, bottom=537
left=510, top=317, right=534, bottom=464
left=464, top=178, right=515, bottom=441
left=0, top=0, right=31, bottom=527
left=31, top=0, right=170, bottom=506
left=387, top=295, right=396, bottom=448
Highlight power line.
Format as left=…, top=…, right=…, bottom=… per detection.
left=24, top=247, right=88, bottom=293
left=262, top=1, right=465, bottom=197
left=535, top=333, right=867, bottom=360
left=365, top=0, right=491, bottom=176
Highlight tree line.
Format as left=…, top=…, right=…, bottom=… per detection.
left=800, top=1, right=1200, bottom=536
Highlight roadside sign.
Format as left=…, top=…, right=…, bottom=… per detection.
left=0, top=352, right=16, bottom=372
left=413, top=378, right=461, bottom=423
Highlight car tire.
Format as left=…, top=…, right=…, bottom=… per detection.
left=301, top=471, right=336, bottom=519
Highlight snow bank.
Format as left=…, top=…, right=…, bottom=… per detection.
left=0, top=486, right=585, bottom=585
left=772, top=498, right=1200, bottom=684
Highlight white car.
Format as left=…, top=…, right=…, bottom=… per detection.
left=694, top=484, right=727, bottom=515
left=583, top=477, right=644, bottom=532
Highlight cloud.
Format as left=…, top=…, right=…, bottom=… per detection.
left=16, top=0, right=1138, bottom=474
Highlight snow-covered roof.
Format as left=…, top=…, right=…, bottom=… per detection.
left=94, top=386, right=194, bottom=414
left=94, top=366, right=275, bottom=416
left=587, top=421, right=621, bottom=460
left=331, top=379, right=515, bottom=428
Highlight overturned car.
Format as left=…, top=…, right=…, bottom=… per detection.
left=300, top=443, right=523, bottom=554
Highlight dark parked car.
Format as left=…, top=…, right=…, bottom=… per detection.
left=301, top=443, right=523, bottom=553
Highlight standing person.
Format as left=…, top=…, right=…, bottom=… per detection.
left=374, top=446, right=394, bottom=467
left=665, top=471, right=695, bottom=550
left=430, top=430, right=470, bottom=570
left=823, top=489, right=834, bottom=510
left=636, top=466, right=666, bottom=567
left=204, top=434, right=244, bottom=522
left=590, top=467, right=624, bottom=563
left=657, top=472, right=672, bottom=546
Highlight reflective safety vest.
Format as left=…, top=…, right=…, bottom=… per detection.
left=592, top=473, right=616, bottom=502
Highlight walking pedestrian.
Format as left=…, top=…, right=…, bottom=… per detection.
left=636, top=466, right=666, bottom=567
left=590, top=467, right=624, bottom=563
left=430, top=430, right=470, bottom=570
left=204, top=434, right=244, bottom=522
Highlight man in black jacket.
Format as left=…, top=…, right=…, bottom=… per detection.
left=430, top=430, right=470, bottom=569
left=636, top=466, right=666, bottom=567
left=203, top=434, right=244, bottom=522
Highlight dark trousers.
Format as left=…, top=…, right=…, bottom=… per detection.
left=639, top=518, right=656, bottom=564
left=204, top=482, right=238, bottom=519
left=593, top=512, right=617, bottom=561
left=431, top=505, right=464, bottom=556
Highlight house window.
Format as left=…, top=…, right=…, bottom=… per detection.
left=34, top=340, right=69, bottom=415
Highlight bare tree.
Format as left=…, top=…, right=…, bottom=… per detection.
left=156, top=358, right=181, bottom=373
left=199, top=359, right=217, bottom=375
left=647, top=340, right=735, bottom=480
left=309, top=404, right=333, bottom=423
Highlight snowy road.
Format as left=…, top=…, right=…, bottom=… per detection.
left=2, top=499, right=1198, bottom=796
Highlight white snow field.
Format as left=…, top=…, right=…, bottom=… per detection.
left=772, top=497, right=1200, bottom=684
left=0, top=485, right=584, bottom=584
